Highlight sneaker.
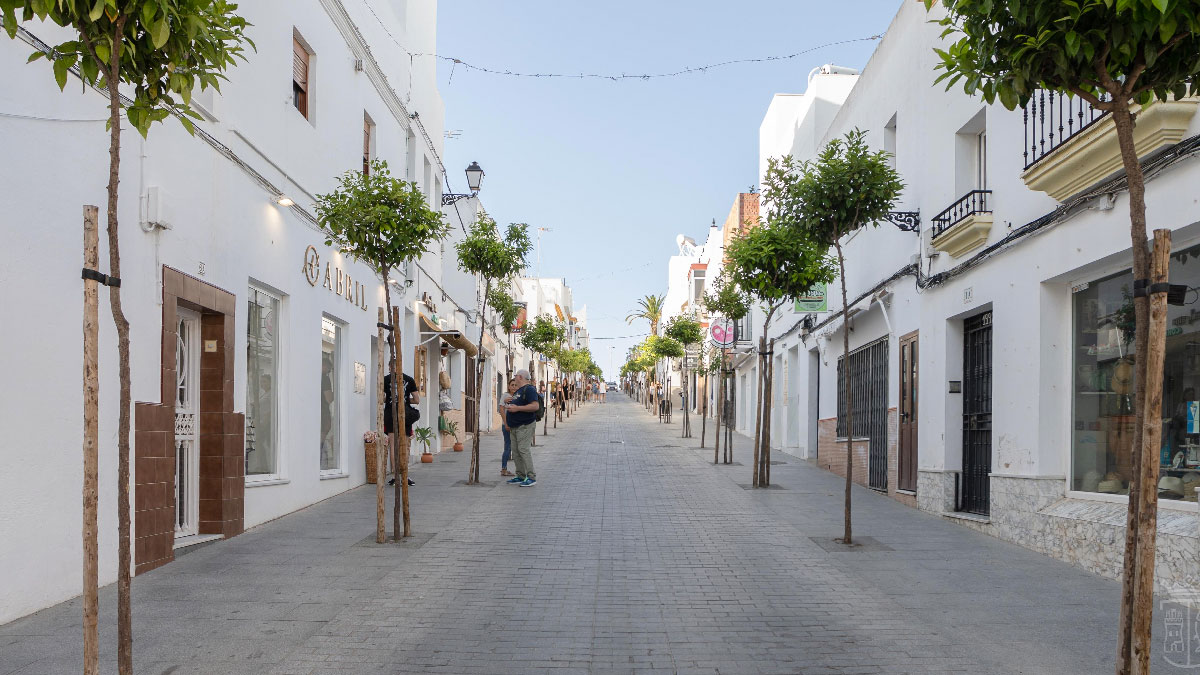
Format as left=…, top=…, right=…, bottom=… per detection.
left=518, top=478, right=537, bottom=487
left=507, top=476, right=525, bottom=484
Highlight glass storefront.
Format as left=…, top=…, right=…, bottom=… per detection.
left=1072, top=243, right=1200, bottom=502
left=320, top=317, right=342, bottom=472
left=246, top=287, right=280, bottom=476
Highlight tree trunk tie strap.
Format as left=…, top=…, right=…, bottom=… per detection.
left=82, top=268, right=120, bottom=287
left=1133, top=279, right=1172, bottom=297
left=377, top=322, right=394, bottom=331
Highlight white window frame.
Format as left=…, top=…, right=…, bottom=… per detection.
left=319, top=314, right=349, bottom=479
left=246, top=284, right=288, bottom=486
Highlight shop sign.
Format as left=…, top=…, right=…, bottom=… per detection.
left=303, top=245, right=368, bottom=311
left=1189, top=401, right=1199, bottom=435
left=710, top=319, right=735, bottom=347
left=794, top=283, right=828, bottom=313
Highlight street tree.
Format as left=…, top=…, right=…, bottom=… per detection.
left=790, top=130, right=903, bottom=544
left=724, top=222, right=835, bottom=488
left=704, top=274, right=751, bottom=464
left=486, top=281, right=522, bottom=378
left=626, top=293, right=666, bottom=336
left=2, top=3, right=252, bottom=672
left=664, top=316, right=703, bottom=437
left=922, top=2, right=1200, bottom=669
left=316, top=158, right=450, bottom=540
left=456, top=215, right=532, bottom=484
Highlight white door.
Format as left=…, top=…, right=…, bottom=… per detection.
left=174, top=308, right=201, bottom=538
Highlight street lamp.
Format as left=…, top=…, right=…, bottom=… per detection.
left=442, top=161, right=485, bottom=206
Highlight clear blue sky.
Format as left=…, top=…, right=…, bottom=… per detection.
left=436, top=1, right=903, bottom=380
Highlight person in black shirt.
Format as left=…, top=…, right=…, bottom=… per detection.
left=384, top=371, right=419, bottom=486
left=505, top=369, right=540, bottom=486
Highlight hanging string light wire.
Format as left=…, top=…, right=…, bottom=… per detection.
left=361, top=2, right=882, bottom=82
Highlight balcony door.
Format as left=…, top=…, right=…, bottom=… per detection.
left=174, top=308, right=201, bottom=539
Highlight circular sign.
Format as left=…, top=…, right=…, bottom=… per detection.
left=709, top=319, right=735, bottom=347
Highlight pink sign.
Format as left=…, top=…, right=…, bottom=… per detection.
left=709, top=319, right=735, bottom=347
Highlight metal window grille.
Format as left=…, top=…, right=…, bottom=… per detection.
left=961, top=311, right=993, bottom=515
left=836, top=337, right=890, bottom=491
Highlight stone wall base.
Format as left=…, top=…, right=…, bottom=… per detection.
left=918, top=471, right=1199, bottom=593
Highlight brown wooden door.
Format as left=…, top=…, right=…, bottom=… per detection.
left=898, top=331, right=918, bottom=492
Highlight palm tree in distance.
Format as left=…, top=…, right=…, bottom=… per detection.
left=626, top=294, right=666, bottom=336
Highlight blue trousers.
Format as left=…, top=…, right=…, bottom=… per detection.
left=502, top=427, right=511, bottom=469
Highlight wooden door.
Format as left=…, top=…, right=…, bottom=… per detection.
left=898, top=332, right=919, bottom=492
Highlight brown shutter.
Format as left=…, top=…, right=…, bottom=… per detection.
left=292, top=38, right=308, bottom=90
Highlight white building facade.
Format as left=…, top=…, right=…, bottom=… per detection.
left=0, top=0, right=507, bottom=624
left=709, top=2, right=1200, bottom=592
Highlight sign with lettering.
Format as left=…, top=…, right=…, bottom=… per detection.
left=303, top=245, right=368, bottom=311
left=794, top=283, right=828, bottom=313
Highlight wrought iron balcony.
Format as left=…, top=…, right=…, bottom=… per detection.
left=932, top=190, right=992, bottom=239
left=1024, top=90, right=1109, bottom=169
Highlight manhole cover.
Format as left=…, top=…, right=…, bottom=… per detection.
left=609, top=440, right=624, bottom=444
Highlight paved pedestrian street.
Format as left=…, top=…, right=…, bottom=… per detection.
left=2, top=393, right=1196, bottom=674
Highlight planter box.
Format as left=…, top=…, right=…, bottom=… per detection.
left=1021, top=99, right=1198, bottom=202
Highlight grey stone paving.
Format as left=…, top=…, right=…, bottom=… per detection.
left=2, top=394, right=1196, bottom=673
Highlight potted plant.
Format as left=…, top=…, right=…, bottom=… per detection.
left=414, top=426, right=435, bottom=463
left=446, top=420, right=464, bottom=451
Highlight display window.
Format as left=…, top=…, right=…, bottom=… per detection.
left=320, top=316, right=343, bottom=473
left=246, top=287, right=281, bottom=477
left=1072, top=243, right=1200, bottom=502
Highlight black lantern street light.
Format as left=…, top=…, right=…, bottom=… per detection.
left=442, top=161, right=485, bottom=206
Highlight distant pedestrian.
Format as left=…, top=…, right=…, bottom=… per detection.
left=499, top=379, right=517, bottom=477
left=505, top=369, right=540, bottom=487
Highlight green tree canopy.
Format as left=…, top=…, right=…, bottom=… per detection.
left=646, top=335, right=685, bottom=360
left=788, top=130, right=904, bottom=246
left=486, top=282, right=521, bottom=336
left=703, top=273, right=750, bottom=321
left=723, top=222, right=835, bottom=309
left=455, top=215, right=532, bottom=286
left=520, top=314, right=565, bottom=356
left=5, top=0, right=254, bottom=136
left=315, top=159, right=449, bottom=275
left=925, top=0, right=1200, bottom=110
left=664, top=316, right=703, bottom=347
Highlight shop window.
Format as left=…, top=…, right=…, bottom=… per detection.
left=1072, top=243, right=1200, bottom=502
left=320, top=317, right=343, bottom=472
left=246, top=287, right=281, bottom=477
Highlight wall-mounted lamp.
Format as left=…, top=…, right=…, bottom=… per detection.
left=275, top=195, right=295, bottom=207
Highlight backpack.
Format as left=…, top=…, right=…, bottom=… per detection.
left=534, top=393, right=546, bottom=422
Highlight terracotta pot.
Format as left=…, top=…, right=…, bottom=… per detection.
left=453, top=442, right=464, bottom=452
left=420, top=452, right=434, bottom=463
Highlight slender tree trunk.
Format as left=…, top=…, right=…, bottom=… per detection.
left=1131, top=230, right=1171, bottom=675
left=762, top=338, right=776, bottom=487
left=700, top=365, right=708, bottom=448
left=714, top=352, right=724, bottom=464
left=391, top=306, right=411, bottom=539
left=82, top=205, right=100, bottom=675
left=836, top=242, right=854, bottom=545
left=469, top=279, right=490, bottom=485
left=375, top=306, right=387, bottom=543
left=752, top=335, right=765, bottom=488
left=102, top=32, right=134, bottom=672
left=1111, top=104, right=1154, bottom=675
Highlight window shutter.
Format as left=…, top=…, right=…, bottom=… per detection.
left=292, top=39, right=308, bottom=91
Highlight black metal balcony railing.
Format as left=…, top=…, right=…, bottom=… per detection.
left=1024, top=90, right=1110, bottom=169
left=931, top=190, right=992, bottom=238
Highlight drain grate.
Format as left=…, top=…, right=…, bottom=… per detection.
left=609, top=440, right=624, bottom=444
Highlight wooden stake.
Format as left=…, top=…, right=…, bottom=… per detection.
left=392, top=306, right=411, bottom=539
left=375, top=308, right=387, bottom=544
left=713, top=352, right=724, bottom=464
left=82, top=205, right=100, bottom=675
left=1131, top=230, right=1171, bottom=675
